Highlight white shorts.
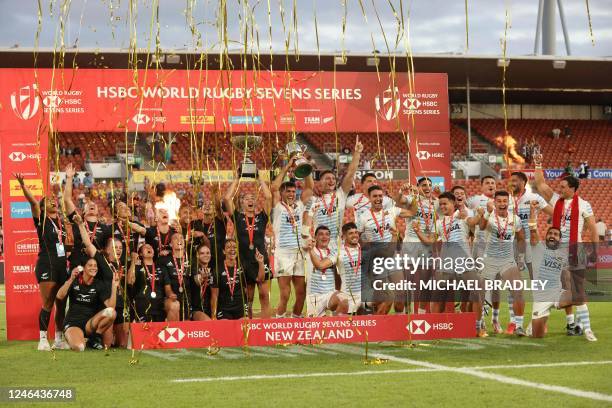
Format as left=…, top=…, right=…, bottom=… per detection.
left=346, top=291, right=362, bottom=314
left=480, top=258, right=517, bottom=281
left=274, top=248, right=305, bottom=277
left=306, top=291, right=348, bottom=317
left=531, top=301, right=555, bottom=319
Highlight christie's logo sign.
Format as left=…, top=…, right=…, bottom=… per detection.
left=15, top=238, right=39, bottom=256
left=10, top=84, right=40, bottom=120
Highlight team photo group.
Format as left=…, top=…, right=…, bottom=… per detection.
left=18, top=134, right=600, bottom=352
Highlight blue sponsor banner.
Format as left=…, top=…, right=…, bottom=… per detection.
left=544, top=169, right=612, bottom=180
left=228, top=115, right=262, bottom=125
left=10, top=202, right=32, bottom=219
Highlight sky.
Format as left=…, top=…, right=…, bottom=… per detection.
left=0, top=0, right=610, bottom=58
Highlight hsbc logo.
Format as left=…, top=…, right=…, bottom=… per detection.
left=375, top=87, right=401, bottom=121
left=132, top=113, right=151, bottom=125
left=416, top=150, right=443, bottom=160
left=43, top=95, right=62, bottom=109
left=408, top=320, right=431, bottom=335
left=158, top=327, right=185, bottom=343
left=10, top=84, right=40, bottom=120
left=9, top=152, right=41, bottom=162
left=403, top=98, right=421, bottom=111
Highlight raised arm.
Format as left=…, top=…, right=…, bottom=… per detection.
left=73, top=213, right=97, bottom=257
left=528, top=200, right=541, bottom=245
left=533, top=154, right=554, bottom=202
left=104, top=273, right=119, bottom=308
left=56, top=267, right=80, bottom=301
left=222, top=176, right=239, bottom=215
left=258, top=171, right=273, bottom=215
left=271, top=156, right=296, bottom=205
left=63, top=163, right=77, bottom=215
left=14, top=173, right=40, bottom=218
left=341, top=136, right=364, bottom=194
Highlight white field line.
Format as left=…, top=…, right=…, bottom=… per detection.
left=170, top=344, right=612, bottom=403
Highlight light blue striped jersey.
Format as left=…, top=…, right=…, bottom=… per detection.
left=434, top=211, right=471, bottom=258
left=332, top=244, right=362, bottom=295
left=507, top=191, right=548, bottom=242
left=549, top=193, right=594, bottom=243
left=484, top=212, right=522, bottom=260
left=347, top=193, right=395, bottom=220
left=402, top=194, right=439, bottom=243
left=272, top=200, right=305, bottom=250
left=307, top=246, right=337, bottom=295
left=468, top=194, right=494, bottom=242
left=357, top=207, right=402, bottom=243
left=306, top=188, right=348, bottom=242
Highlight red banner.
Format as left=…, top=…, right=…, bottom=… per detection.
left=0, top=69, right=448, bottom=133
left=0, top=132, right=49, bottom=340
left=130, top=313, right=475, bottom=349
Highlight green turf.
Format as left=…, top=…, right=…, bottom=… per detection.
left=1, top=284, right=611, bottom=407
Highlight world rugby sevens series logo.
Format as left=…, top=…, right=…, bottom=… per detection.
left=10, top=84, right=40, bottom=120
left=375, top=87, right=401, bottom=121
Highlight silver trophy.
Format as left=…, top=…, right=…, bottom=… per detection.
left=231, top=135, right=263, bottom=178
left=285, top=141, right=312, bottom=179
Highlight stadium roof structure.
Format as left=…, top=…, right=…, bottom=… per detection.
left=2, top=48, right=611, bottom=105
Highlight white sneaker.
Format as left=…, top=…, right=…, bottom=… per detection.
left=52, top=339, right=71, bottom=350
left=584, top=329, right=598, bottom=342
left=37, top=339, right=51, bottom=351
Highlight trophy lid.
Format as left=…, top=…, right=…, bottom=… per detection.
left=231, top=135, right=263, bottom=152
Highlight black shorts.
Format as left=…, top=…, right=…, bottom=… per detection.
left=63, top=317, right=89, bottom=335
left=217, top=305, right=247, bottom=320
left=35, top=258, right=68, bottom=285
left=133, top=297, right=165, bottom=322
left=243, top=261, right=272, bottom=284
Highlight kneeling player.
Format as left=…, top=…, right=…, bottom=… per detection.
left=306, top=226, right=349, bottom=317
left=57, top=262, right=119, bottom=351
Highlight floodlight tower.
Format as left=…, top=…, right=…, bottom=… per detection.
left=534, top=0, right=572, bottom=55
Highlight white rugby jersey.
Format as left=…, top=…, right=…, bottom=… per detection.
left=306, top=188, right=348, bottom=242
left=468, top=194, right=494, bottom=242
left=549, top=193, right=594, bottom=243
left=347, top=193, right=395, bottom=219
left=402, top=194, right=438, bottom=243
left=484, top=212, right=522, bottom=260
left=507, top=191, right=548, bottom=242
left=357, top=207, right=402, bottom=243
left=332, top=244, right=362, bottom=295
left=434, top=210, right=471, bottom=258
left=532, top=243, right=568, bottom=301
left=307, top=246, right=337, bottom=295
left=272, top=200, right=305, bottom=250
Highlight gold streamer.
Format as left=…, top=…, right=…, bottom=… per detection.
left=585, top=0, right=595, bottom=46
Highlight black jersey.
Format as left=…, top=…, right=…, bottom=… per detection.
left=65, top=278, right=110, bottom=323
left=145, top=226, right=177, bottom=260
left=109, top=221, right=144, bottom=266
left=202, top=217, right=227, bottom=268
left=158, top=254, right=191, bottom=297
left=133, top=262, right=165, bottom=301
left=34, top=215, right=68, bottom=263
left=181, top=219, right=207, bottom=260
left=232, top=210, right=268, bottom=265
left=190, top=263, right=217, bottom=314
left=214, top=262, right=247, bottom=317
left=67, top=212, right=111, bottom=267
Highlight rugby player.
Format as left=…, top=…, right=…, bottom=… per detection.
left=306, top=226, right=349, bottom=317
left=534, top=153, right=598, bottom=341
left=346, top=172, right=397, bottom=220
left=158, top=233, right=194, bottom=321
left=479, top=190, right=527, bottom=336
left=302, top=136, right=363, bottom=247
left=191, top=243, right=216, bottom=320
left=271, top=155, right=313, bottom=318
left=132, top=243, right=165, bottom=322
left=15, top=173, right=69, bottom=351
left=223, top=172, right=273, bottom=318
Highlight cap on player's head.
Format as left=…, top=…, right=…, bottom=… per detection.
left=481, top=175, right=495, bottom=185
left=367, top=185, right=383, bottom=196
left=342, top=222, right=358, bottom=235
left=280, top=181, right=297, bottom=191
left=360, top=172, right=377, bottom=185
left=511, top=171, right=528, bottom=185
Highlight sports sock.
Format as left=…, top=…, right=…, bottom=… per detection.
left=507, top=293, right=515, bottom=323
left=575, top=305, right=591, bottom=331
left=476, top=320, right=482, bottom=332
left=566, top=314, right=575, bottom=326
left=492, top=308, right=500, bottom=323
left=39, top=308, right=51, bottom=333
left=514, top=315, right=524, bottom=329
left=417, top=308, right=426, bottom=315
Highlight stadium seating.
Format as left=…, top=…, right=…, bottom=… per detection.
left=468, top=119, right=612, bottom=168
